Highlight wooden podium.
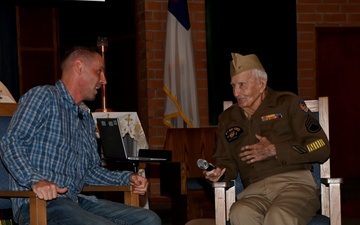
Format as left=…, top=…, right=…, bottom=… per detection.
left=160, top=127, right=217, bottom=224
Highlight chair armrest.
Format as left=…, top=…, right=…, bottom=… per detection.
left=0, top=103, right=17, bottom=116
left=212, top=181, right=235, bottom=189
left=0, top=190, right=47, bottom=225
left=321, top=177, right=343, bottom=185
left=319, top=178, right=343, bottom=225
left=0, top=186, right=140, bottom=224
left=212, top=181, right=236, bottom=225
left=0, top=190, right=37, bottom=198
left=82, top=185, right=139, bottom=207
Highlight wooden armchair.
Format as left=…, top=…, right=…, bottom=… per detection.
left=0, top=103, right=139, bottom=225
left=213, top=97, right=343, bottom=225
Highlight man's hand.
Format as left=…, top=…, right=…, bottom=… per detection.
left=129, top=174, right=149, bottom=195
left=203, top=165, right=226, bottom=182
left=32, top=180, right=68, bottom=200
left=239, top=134, right=276, bottom=164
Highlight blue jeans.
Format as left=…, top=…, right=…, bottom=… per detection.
left=17, top=196, right=162, bottom=225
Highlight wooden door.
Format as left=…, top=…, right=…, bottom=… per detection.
left=316, top=27, right=360, bottom=179
left=16, top=6, right=59, bottom=95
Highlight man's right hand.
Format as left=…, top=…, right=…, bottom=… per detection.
left=203, top=167, right=226, bottom=182
left=32, top=180, right=68, bottom=200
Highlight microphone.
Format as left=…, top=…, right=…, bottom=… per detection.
left=78, top=113, right=83, bottom=120
left=197, top=158, right=215, bottom=171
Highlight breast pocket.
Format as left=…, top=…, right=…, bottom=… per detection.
left=260, top=117, right=292, bottom=142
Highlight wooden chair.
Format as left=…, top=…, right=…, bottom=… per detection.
left=0, top=103, right=139, bottom=225
left=213, top=96, right=343, bottom=225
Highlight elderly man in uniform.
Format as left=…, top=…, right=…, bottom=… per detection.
left=202, top=53, right=330, bottom=225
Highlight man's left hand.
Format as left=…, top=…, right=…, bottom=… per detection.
left=239, top=134, right=276, bottom=164
left=129, top=174, right=149, bottom=195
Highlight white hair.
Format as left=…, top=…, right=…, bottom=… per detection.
left=252, top=69, right=268, bottom=81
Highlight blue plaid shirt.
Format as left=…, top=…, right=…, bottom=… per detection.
left=0, top=80, right=133, bottom=218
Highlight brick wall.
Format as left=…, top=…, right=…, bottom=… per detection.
left=296, top=0, right=360, bottom=98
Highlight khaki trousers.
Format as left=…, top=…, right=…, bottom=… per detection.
left=229, top=170, right=319, bottom=225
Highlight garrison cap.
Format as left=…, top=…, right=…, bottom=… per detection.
left=230, top=53, right=265, bottom=77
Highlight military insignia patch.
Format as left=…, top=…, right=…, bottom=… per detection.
left=292, top=145, right=308, bottom=154
left=307, top=139, right=326, bottom=152
left=305, top=115, right=321, bottom=133
left=299, top=100, right=310, bottom=113
left=225, top=126, right=243, bottom=142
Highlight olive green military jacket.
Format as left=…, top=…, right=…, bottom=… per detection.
left=213, top=88, right=330, bottom=187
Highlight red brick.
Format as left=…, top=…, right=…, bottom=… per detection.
left=348, top=14, right=360, bottom=22
left=298, top=13, right=322, bottom=22
left=323, top=14, right=347, bottom=23
left=297, top=4, right=316, bottom=13
left=316, top=5, right=341, bottom=13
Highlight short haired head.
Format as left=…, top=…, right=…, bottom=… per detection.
left=60, top=46, right=101, bottom=73
left=230, top=53, right=265, bottom=77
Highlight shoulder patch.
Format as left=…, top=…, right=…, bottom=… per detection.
left=225, top=126, right=243, bottom=142
left=299, top=100, right=310, bottom=113
left=305, top=115, right=321, bottom=133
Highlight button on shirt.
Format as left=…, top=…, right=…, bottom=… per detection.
left=0, top=80, right=133, bottom=218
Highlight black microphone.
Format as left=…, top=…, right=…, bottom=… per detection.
left=197, top=158, right=216, bottom=171
left=78, top=113, right=83, bottom=120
